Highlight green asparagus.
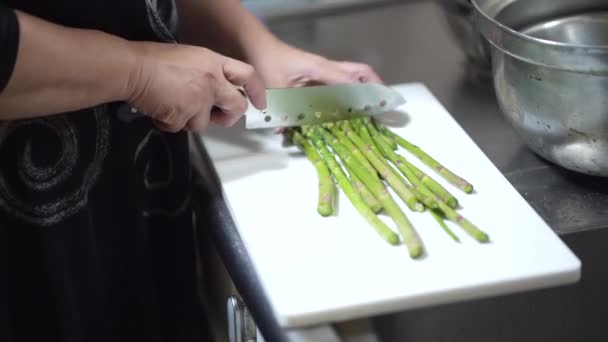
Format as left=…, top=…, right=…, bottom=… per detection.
left=291, top=130, right=334, bottom=216
left=366, top=123, right=439, bottom=210
left=310, top=127, right=424, bottom=258
left=326, top=124, right=376, bottom=177
left=436, top=201, right=489, bottom=242
left=402, top=160, right=459, bottom=209
left=381, top=126, right=474, bottom=194
left=344, top=162, right=383, bottom=213
left=365, top=118, right=397, bottom=150
left=341, top=121, right=424, bottom=212
left=309, top=133, right=399, bottom=245
left=430, top=210, right=460, bottom=242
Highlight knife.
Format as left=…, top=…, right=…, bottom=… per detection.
left=118, top=83, right=405, bottom=128
left=244, top=83, right=406, bottom=129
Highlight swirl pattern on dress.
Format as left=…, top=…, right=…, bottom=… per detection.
left=133, top=129, right=190, bottom=217
left=0, top=106, right=110, bottom=226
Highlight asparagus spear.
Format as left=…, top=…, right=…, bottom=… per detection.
left=310, top=127, right=424, bottom=258
left=326, top=124, right=376, bottom=177
left=342, top=120, right=385, bottom=164
left=341, top=121, right=424, bottom=212
left=344, top=162, right=383, bottom=213
left=309, top=134, right=399, bottom=245
left=366, top=121, right=487, bottom=242
left=290, top=130, right=334, bottom=217
left=381, top=127, right=474, bottom=194
left=400, top=160, right=458, bottom=209
left=371, top=121, right=459, bottom=207
left=347, top=118, right=365, bottom=139
left=365, top=118, right=397, bottom=150
left=430, top=209, right=460, bottom=242
left=371, top=125, right=472, bottom=242
left=372, top=121, right=398, bottom=149
left=436, top=201, right=489, bottom=242
left=366, top=123, right=439, bottom=210
left=302, top=123, right=381, bottom=212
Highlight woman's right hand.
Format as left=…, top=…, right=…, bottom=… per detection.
left=126, top=43, right=267, bottom=133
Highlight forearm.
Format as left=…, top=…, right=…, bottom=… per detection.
left=0, top=9, right=137, bottom=120
left=176, top=0, right=282, bottom=63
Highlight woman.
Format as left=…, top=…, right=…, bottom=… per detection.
left=0, top=1, right=382, bottom=341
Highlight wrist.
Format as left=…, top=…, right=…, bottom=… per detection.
left=111, top=39, right=146, bottom=103
left=233, top=13, right=283, bottom=63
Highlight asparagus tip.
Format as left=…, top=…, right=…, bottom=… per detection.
left=409, top=245, right=424, bottom=259
left=447, top=198, right=459, bottom=209
left=371, top=204, right=383, bottom=214
left=387, top=233, right=400, bottom=245
left=317, top=207, right=333, bottom=217
left=413, top=202, right=425, bottom=212
left=476, top=232, right=490, bottom=243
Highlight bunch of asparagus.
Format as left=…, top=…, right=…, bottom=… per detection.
left=286, top=117, right=489, bottom=259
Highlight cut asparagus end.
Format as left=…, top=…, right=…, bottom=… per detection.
left=381, top=126, right=475, bottom=194
left=437, top=201, right=490, bottom=243
left=310, top=127, right=402, bottom=246
left=473, top=231, right=490, bottom=243
left=371, top=203, right=383, bottom=214
left=447, top=197, right=459, bottom=209
left=412, top=201, right=425, bottom=212
left=385, top=232, right=401, bottom=245
left=290, top=129, right=335, bottom=217
left=317, top=202, right=333, bottom=217
left=409, top=244, right=424, bottom=258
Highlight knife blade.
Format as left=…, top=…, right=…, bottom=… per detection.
left=244, top=83, right=406, bottom=129
left=118, top=83, right=405, bottom=129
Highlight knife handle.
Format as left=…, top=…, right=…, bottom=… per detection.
left=211, top=88, right=247, bottom=113
left=119, top=89, right=247, bottom=122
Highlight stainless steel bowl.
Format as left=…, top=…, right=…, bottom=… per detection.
left=471, top=0, right=608, bottom=176
left=435, top=0, right=493, bottom=80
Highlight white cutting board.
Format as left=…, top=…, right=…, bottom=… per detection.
left=199, top=82, right=581, bottom=328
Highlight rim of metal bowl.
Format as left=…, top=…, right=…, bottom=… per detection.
left=470, top=0, right=608, bottom=49
left=471, top=0, right=608, bottom=49
left=470, top=0, right=608, bottom=73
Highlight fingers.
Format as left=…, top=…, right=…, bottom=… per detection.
left=311, top=58, right=384, bottom=85
left=210, top=107, right=243, bottom=127
left=222, top=59, right=267, bottom=110
left=185, top=110, right=211, bottom=132
left=336, top=61, right=384, bottom=84
left=153, top=119, right=185, bottom=133
left=214, top=81, right=248, bottom=118
left=151, top=107, right=189, bottom=133
left=311, top=60, right=355, bottom=85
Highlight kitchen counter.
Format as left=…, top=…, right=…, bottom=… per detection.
left=242, top=0, right=403, bottom=22
left=190, top=1, right=608, bottom=341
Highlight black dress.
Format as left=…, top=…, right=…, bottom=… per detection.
left=0, top=1, right=213, bottom=341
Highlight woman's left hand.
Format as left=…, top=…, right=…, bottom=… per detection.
left=249, top=42, right=384, bottom=88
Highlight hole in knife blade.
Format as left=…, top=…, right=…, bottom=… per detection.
left=264, top=115, right=271, bottom=122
